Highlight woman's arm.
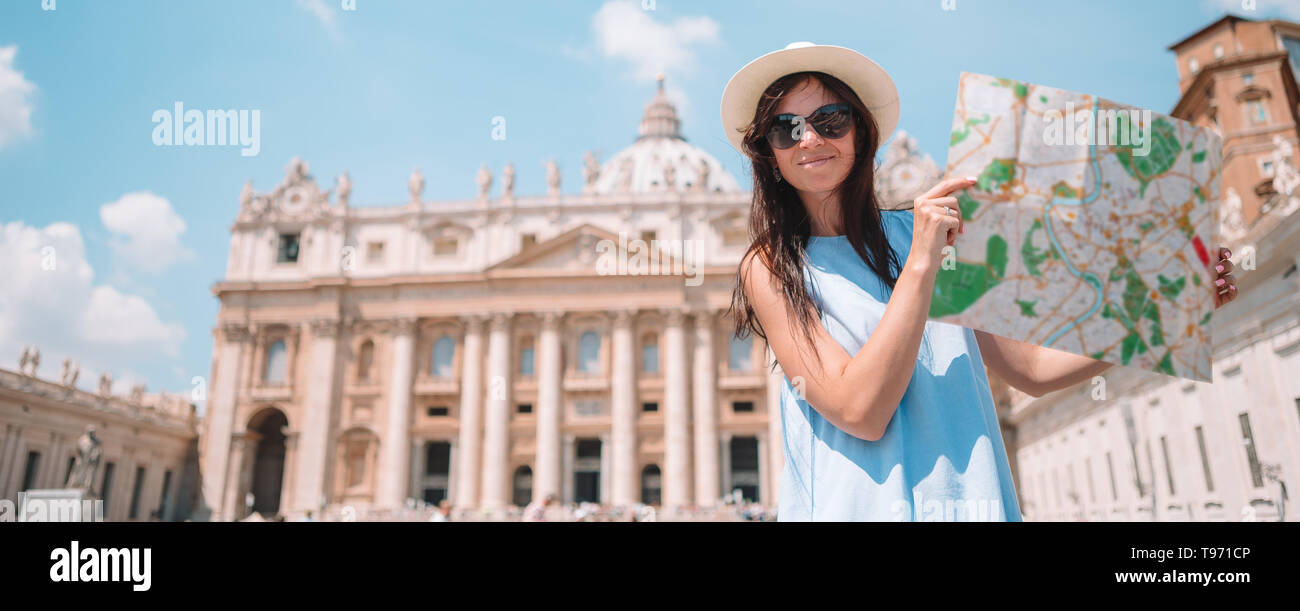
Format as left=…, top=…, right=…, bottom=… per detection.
left=975, top=331, right=1112, bottom=397
left=741, top=177, right=972, bottom=441
left=977, top=245, right=1240, bottom=397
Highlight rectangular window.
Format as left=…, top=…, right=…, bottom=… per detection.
left=1282, top=36, right=1300, bottom=82
left=1242, top=72, right=1254, bottom=85
left=426, top=406, right=449, bottom=417
left=1159, top=436, right=1176, bottom=496
left=641, top=402, right=658, bottom=413
left=520, top=233, right=537, bottom=250
left=158, top=470, right=173, bottom=520
left=732, top=401, right=754, bottom=413
left=21, top=451, right=41, bottom=492
left=517, top=403, right=533, bottom=414
left=1085, top=456, right=1096, bottom=503
left=129, top=466, right=146, bottom=519
left=433, top=237, right=458, bottom=256
left=575, top=400, right=604, bottom=417
left=641, top=344, right=659, bottom=374
left=1247, top=100, right=1267, bottom=125
left=366, top=241, right=385, bottom=264
left=276, top=233, right=300, bottom=263
left=1106, top=452, right=1119, bottom=501
left=519, top=347, right=535, bottom=376
left=1239, top=412, right=1264, bottom=487
left=101, top=462, right=116, bottom=514
left=1195, top=425, right=1214, bottom=493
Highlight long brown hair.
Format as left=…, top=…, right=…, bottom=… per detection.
left=728, top=71, right=900, bottom=374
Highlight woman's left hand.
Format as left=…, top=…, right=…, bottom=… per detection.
left=1213, top=245, right=1239, bottom=309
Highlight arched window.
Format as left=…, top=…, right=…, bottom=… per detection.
left=641, top=333, right=659, bottom=374
left=641, top=464, right=662, bottom=506
left=512, top=465, right=533, bottom=507
left=578, top=331, right=600, bottom=373
left=431, top=335, right=455, bottom=377
left=518, top=336, right=535, bottom=376
left=264, top=339, right=287, bottom=383
left=356, top=339, right=374, bottom=381
left=728, top=335, right=752, bottom=371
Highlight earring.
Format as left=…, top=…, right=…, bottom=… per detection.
left=774, top=168, right=782, bottom=183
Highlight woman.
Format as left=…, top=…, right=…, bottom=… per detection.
left=721, top=43, right=1239, bottom=521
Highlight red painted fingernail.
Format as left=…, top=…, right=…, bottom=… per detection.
left=1215, top=264, right=1223, bottom=272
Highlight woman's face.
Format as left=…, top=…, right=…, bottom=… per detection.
left=770, top=77, right=856, bottom=194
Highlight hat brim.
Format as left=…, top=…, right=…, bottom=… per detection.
left=720, top=44, right=900, bottom=153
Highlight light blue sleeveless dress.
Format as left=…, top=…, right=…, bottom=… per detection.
left=776, top=208, right=1023, bottom=521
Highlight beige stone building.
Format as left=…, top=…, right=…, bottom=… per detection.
left=1011, top=15, right=1300, bottom=522
left=0, top=356, right=199, bottom=522
left=197, top=77, right=950, bottom=521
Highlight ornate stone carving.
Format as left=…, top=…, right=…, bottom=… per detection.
left=502, top=163, right=515, bottom=201
left=64, top=426, right=103, bottom=492
left=874, top=130, right=940, bottom=209
left=540, top=311, right=563, bottom=330
left=60, top=357, right=80, bottom=388
left=392, top=317, right=419, bottom=336
left=97, top=371, right=113, bottom=397
left=1221, top=187, right=1247, bottom=243
left=612, top=308, right=637, bottom=327
left=477, top=163, right=492, bottom=201
left=220, top=322, right=252, bottom=343
left=662, top=307, right=687, bottom=327
left=308, top=318, right=341, bottom=338
left=583, top=151, right=601, bottom=193
left=662, top=162, right=677, bottom=192
left=410, top=167, right=425, bottom=204
left=490, top=312, right=512, bottom=332
left=694, top=157, right=710, bottom=192
left=546, top=159, right=561, bottom=196
left=336, top=172, right=352, bottom=206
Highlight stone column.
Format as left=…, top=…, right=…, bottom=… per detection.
left=611, top=308, right=638, bottom=505
left=766, top=346, right=785, bottom=505
left=278, top=431, right=299, bottom=516
left=562, top=434, right=575, bottom=503
left=410, top=438, right=425, bottom=502
left=455, top=315, right=486, bottom=509
left=221, top=433, right=251, bottom=521
left=720, top=432, right=733, bottom=497
left=757, top=433, right=768, bottom=505
left=663, top=308, right=692, bottom=509
left=480, top=312, right=513, bottom=509
left=692, top=308, right=719, bottom=507
left=600, top=432, right=613, bottom=505
left=535, top=312, right=563, bottom=502
left=294, top=318, right=340, bottom=514
left=377, top=317, right=417, bottom=509
left=203, top=323, right=250, bottom=522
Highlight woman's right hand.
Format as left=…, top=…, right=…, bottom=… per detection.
left=908, top=176, right=976, bottom=273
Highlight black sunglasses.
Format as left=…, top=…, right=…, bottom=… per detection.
left=765, top=103, right=853, bottom=150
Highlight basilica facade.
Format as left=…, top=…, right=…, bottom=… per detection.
left=196, top=76, right=950, bottom=521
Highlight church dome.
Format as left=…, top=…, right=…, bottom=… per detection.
left=591, top=75, right=741, bottom=195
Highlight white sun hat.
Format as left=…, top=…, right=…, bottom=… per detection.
left=719, top=41, right=900, bottom=153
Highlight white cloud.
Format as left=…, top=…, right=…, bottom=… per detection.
left=99, top=191, right=193, bottom=273
left=589, top=1, right=721, bottom=82
left=0, top=45, right=36, bottom=150
left=297, top=0, right=340, bottom=38
left=1204, top=0, right=1300, bottom=20
left=0, top=221, right=186, bottom=389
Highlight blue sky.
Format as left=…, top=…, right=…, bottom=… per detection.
left=1, top=0, right=1296, bottom=406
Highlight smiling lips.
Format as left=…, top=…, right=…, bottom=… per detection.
left=798, top=155, right=834, bottom=167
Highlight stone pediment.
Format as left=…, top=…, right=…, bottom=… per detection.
left=486, top=223, right=689, bottom=277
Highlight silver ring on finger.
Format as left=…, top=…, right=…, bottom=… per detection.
left=945, top=206, right=954, bottom=216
